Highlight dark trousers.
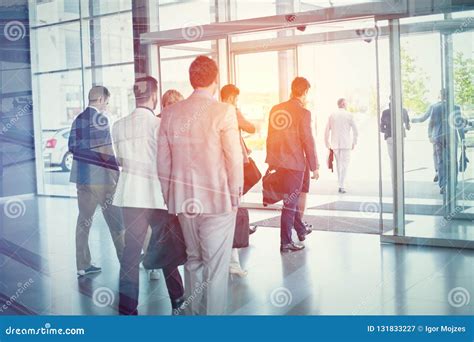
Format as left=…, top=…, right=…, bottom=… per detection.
left=278, top=168, right=306, bottom=245
left=119, top=208, right=184, bottom=315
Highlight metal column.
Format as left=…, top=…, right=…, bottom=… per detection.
left=388, top=19, right=405, bottom=236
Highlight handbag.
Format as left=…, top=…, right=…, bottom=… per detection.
left=243, top=157, right=262, bottom=195
left=143, top=215, right=187, bottom=270
left=327, top=149, right=334, bottom=172
left=262, top=168, right=286, bottom=206
left=233, top=208, right=250, bottom=248
left=459, top=145, right=469, bottom=172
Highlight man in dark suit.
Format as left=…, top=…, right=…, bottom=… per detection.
left=266, top=77, right=319, bottom=253
left=380, top=97, right=411, bottom=181
left=68, top=86, right=124, bottom=277
left=426, top=89, right=465, bottom=194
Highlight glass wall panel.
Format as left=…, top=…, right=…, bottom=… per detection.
left=34, top=70, right=83, bottom=195
left=89, top=64, right=136, bottom=122
left=159, top=41, right=217, bottom=99
left=33, top=23, right=81, bottom=72
left=152, top=0, right=215, bottom=31
left=31, top=0, right=134, bottom=196
left=82, top=0, right=132, bottom=17
left=85, top=13, right=134, bottom=67
left=32, top=0, right=80, bottom=26
left=390, top=14, right=474, bottom=243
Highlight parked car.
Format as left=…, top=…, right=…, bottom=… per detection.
left=42, top=128, right=73, bottom=172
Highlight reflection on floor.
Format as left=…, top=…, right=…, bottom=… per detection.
left=0, top=196, right=472, bottom=315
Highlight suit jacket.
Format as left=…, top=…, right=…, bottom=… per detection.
left=68, top=107, right=119, bottom=185
left=265, top=98, right=318, bottom=172
left=324, top=108, right=358, bottom=149
left=428, top=101, right=464, bottom=144
left=112, top=107, right=166, bottom=209
left=380, top=105, right=410, bottom=140
left=157, top=90, right=243, bottom=215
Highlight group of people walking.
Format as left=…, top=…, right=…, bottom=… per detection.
left=69, top=54, right=458, bottom=316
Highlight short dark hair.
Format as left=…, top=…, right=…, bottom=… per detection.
left=134, top=76, right=158, bottom=103
left=291, top=77, right=311, bottom=98
left=189, top=56, right=218, bottom=89
left=88, top=86, right=110, bottom=102
left=220, top=84, right=240, bottom=101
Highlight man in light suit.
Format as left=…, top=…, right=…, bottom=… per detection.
left=324, top=98, right=358, bottom=194
left=158, top=56, right=243, bottom=315
left=114, top=77, right=184, bottom=315
left=266, top=77, right=319, bottom=253
left=68, top=86, right=124, bottom=277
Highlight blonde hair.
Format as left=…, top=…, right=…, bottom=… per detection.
left=162, top=89, right=184, bottom=109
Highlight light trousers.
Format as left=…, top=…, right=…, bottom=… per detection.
left=75, top=184, right=124, bottom=271
left=334, top=148, right=351, bottom=189
left=178, top=210, right=236, bottom=315
left=230, top=248, right=241, bottom=269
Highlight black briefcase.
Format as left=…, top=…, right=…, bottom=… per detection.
left=143, top=215, right=187, bottom=270
left=233, top=208, right=250, bottom=248
left=262, top=168, right=285, bottom=206
left=243, top=157, right=262, bottom=195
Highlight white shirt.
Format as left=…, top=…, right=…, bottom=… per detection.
left=112, top=107, right=166, bottom=209
left=324, top=108, right=358, bottom=150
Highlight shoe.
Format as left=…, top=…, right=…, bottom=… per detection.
left=303, top=221, right=313, bottom=229
left=149, top=269, right=161, bottom=280
left=171, top=296, right=185, bottom=310
left=434, top=175, right=439, bottom=182
left=280, top=242, right=305, bottom=253
left=338, top=188, right=346, bottom=194
left=297, top=228, right=313, bottom=242
left=229, top=266, right=248, bottom=277
left=249, top=226, right=258, bottom=235
left=77, top=265, right=102, bottom=277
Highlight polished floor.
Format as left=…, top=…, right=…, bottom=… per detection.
left=0, top=196, right=473, bottom=315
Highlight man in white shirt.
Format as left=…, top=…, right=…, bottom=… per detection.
left=324, top=98, right=358, bottom=193
left=114, top=77, right=184, bottom=315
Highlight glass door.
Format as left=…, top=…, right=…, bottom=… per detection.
left=381, top=13, right=474, bottom=247
left=232, top=48, right=296, bottom=190
left=443, top=25, right=474, bottom=221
